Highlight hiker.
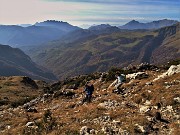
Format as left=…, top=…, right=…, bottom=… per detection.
left=109, top=73, right=126, bottom=94
left=114, top=73, right=126, bottom=90
left=83, top=81, right=94, bottom=103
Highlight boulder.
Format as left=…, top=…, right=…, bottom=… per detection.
left=174, top=97, right=180, bottom=103
left=165, top=64, right=180, bottom=76
left=154, top=64, right=180, bottom=81
left=80, top=126, right=91, bottom=135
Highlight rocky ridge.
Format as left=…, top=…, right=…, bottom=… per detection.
left=0, top=63, right=179, bottom=135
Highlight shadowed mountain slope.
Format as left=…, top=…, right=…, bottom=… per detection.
left=0, top=44, right=57, bottom=81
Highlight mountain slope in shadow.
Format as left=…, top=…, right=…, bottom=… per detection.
left=0, top=44, right=57, bottom=81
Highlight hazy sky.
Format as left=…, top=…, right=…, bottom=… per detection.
left=0, top=0, right=179, bottom=26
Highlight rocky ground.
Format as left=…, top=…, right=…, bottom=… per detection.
left=0, top=63, right=179, bottom=135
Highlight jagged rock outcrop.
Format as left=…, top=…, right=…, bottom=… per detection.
left=154, top=64, right=180, bottom=81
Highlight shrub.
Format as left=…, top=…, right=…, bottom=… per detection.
left=0, top=99, right=9, bottom=106
left=65, top=130, right=79, bottom=135
left=42, top=109, right=57, bottom=133
left=10, top=96, right=36, bottom=108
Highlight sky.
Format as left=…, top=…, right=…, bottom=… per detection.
left=0, top=0, right=179, bottom=27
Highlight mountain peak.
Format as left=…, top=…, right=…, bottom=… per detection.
left=34, top=20, right=69, bottom=26
left=34, top=20, right=80, bottom=32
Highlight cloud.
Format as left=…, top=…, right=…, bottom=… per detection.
left=0, top=0, right=179, bottom=25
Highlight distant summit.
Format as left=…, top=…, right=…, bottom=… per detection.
left=34, top=20, right=80, bottom=32
left=119, top=19, right=178, bottom=30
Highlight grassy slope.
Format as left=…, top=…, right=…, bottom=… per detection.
left=0, top=76, right=45, bottom=108
left=0, top=68, right=179, bottom=135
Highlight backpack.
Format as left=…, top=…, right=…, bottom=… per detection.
left=119, top=74, right=126, bottom=83
left=90, top=84, right=94, bottom=93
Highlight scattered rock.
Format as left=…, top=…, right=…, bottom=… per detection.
left=25, top=122, right=34, bottom=127
left=144, top=100, right=151, bottom=106
left=53, top=89, right=75, bottom=98
left=98, top=100, right=121, bottom=109
left=26, top=107, right=38, bottom=113
left=173, top=97, right=180, bottom=103
left=80, top=126, right=91, bottom=135
left=146, top=82, right=153, bottom=86
left=139, top=105, right=151, bottom=113
left=7, top=125, right=11, bottom=130
left=134, top=124, right=145, bottom=133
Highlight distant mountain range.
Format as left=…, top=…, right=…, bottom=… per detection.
left=27, top=23, right=180, bottom=79
left=0, top=44, right=57, bottom=81
left=0, top=20, right=80, bottom=47
left=0, top=19, right=179, bottom=80
left=119, top=19, right=178, bottom=30
left=0, top=19, right=178, bottom=48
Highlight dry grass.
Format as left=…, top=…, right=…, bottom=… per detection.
left=0, top=71, right=180, bottom=134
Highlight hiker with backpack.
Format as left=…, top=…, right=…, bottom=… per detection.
left=115, top=73, right=126, bottom=90
left=109, top=73, right=126, bottom=94
left=83, top=81, right=94, bottom=103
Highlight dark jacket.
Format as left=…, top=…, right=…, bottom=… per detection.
left=84, top=85, right=94, bottom=95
